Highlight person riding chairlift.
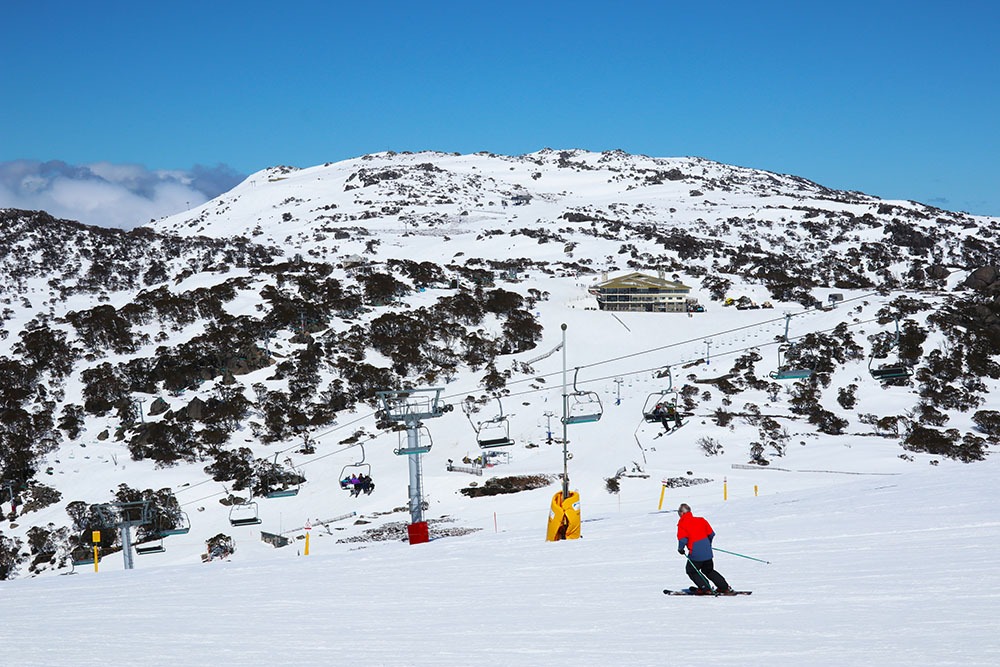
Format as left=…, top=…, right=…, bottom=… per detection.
left=652, top=403, right=683, bottom=431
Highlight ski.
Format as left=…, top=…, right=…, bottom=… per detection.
left=652, top=421, right=687, bottom=439
left=663, top=589, right=752, bottom=596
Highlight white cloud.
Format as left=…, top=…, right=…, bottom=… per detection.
left=0, top=160, right=245, bottom=229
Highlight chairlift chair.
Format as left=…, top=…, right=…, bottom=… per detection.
left=393, top=425, right=433, bottom=455
left=562, top=368, right=603, bottom=425
left=70, top=544, right=100, bottom=567
left=477, top=418, right=515, bottom=448
left=641, top=391, right=679, bottom=423
left=158, top=511, right=191, bottom=537
left=264, top=454, right=301, bottom=498
left=476, top=397, right=515, bottom=449
left=868, top=317, right=913, bottom=382
left=134, top=537, right=165, bottom=555
left=869, top=363, right=913, bottom=381
left=769, top=315, right=814, bottom=380
left=641, top=366, right=679, bottom=423
left=340, top=444, right=372, bottom=491
left=769, top=345, right=813, bottom=380
left=868, top=352, right=913, bottom=381
left=133, top=520, right=166, bottom=554
left=229, top=501, right=262, bottom=527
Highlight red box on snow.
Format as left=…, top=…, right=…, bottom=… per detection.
left=407, top=521, right=429, bottom=545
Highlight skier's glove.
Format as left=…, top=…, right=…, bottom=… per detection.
left=677, top=548, right=685, bottom=555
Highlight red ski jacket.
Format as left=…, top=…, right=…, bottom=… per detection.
left=677, top=513, right=716, bottom=561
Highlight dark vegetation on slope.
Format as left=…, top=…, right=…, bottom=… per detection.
left=1, top=151, right=1000, bottom=577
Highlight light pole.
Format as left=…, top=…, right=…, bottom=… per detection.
left=561, top=323, right=569, bottom=498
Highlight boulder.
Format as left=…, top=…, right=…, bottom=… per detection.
left=148, top=397, right=170, bottom=416
left=964, top=266, right=999, bottom=291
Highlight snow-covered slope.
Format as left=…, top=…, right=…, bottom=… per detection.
left=0, top=149, right=998, bottom=590
left=2, top=450, right=998, bottom=666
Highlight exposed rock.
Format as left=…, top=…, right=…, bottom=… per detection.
left=964, top=266, right=999, bottom=292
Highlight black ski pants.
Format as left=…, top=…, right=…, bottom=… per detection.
left=686, top=558, right=730, bottom=591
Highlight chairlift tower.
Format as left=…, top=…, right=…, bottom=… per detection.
left=110, top=500, right=152, bottom=570
left=543, top=411, right=555, bottom=444
left=376, top=387, right=451, bottom=545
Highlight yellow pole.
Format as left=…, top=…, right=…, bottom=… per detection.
left=658, top=483, right=667, bottom=510
left=304, top=521, right=311, bottom=556
left=754, top=484, right=759, bottom=497
left=723, top=477, right=728, bottom=501
left=92, top=530, right=101, bottom=573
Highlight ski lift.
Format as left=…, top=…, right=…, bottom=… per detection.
left=475, top=397, right=515, bottom=449
left=229, top=500, right=262, bottom=527
left=134, top=507, right=181, bottom=552
left=769, top=314, right=813, bottom=380
left=264, top=454, right=302, bottom=498
left=562, top=368, right=603, bottom=425
left=69, top=544, right=101, bottom=573
left=340, top=443, right=372, bottom=491
left=134, top=527, right=165, bottom=555
left=393, top=424, right=433, bottom=455
left=869, top=318, right=913, bottom=381
left=69, top=526, right=104, bottom=569
left=70, top=546, right=96, bottom=566
left=157, top=510, right=191, bottom=537
left=641, top=367, right=676, bottom=421
left=640, top=368, right=686, bottom=433
left=769, top=345, right=813, bottom=380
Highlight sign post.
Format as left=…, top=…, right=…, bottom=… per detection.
left=304, top=521, right=311, bottom=556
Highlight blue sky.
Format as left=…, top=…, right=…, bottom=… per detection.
left=2, top=0, right=999, bottom=224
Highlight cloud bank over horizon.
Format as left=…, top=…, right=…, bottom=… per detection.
left=0, top=160, right=246, bottom=229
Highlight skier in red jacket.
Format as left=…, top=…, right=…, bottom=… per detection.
left=676, top=503, right=733, bottom=594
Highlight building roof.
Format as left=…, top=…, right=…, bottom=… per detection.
left=593, top=272, right=690, bottom=291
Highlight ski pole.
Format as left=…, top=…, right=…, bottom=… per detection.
left=715, top=547, right=770, bottom=564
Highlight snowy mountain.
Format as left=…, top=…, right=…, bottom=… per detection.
left=0, top=147, right=999, bottom=596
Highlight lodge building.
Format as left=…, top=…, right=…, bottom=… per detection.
left=589, top=272, right=694, bottom=313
